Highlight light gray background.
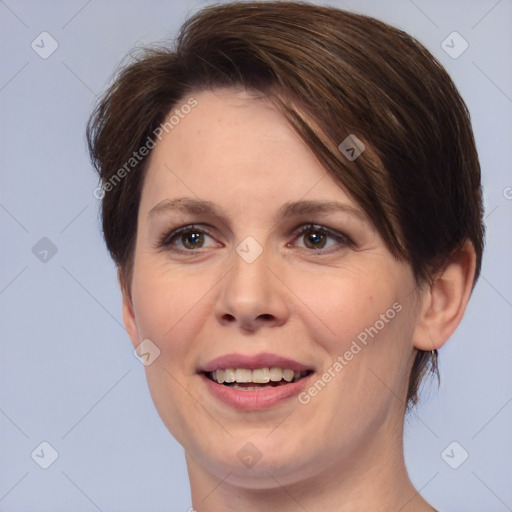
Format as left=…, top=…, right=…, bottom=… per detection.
left=1, top=0, right=511, bottom=511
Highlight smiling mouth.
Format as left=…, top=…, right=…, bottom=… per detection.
left=204, top=367, right=314, bottom=390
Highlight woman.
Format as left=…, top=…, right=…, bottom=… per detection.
left=87, top=2, right=484, bottom=510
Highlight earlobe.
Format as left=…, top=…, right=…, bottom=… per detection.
left=118, top=268, right=140, bottom=348
left=413, top=241, right=477, bottom=351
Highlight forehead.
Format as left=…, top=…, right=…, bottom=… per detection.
left=140, top=88, right=358, bottom=215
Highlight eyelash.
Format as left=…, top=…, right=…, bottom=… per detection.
left=156, top=223, right=353, bottom=255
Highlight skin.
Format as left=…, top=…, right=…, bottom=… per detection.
left=121, top=88, right=476, bottom=511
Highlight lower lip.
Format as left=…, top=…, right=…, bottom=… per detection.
left=200, top=373, right=313, bottom=410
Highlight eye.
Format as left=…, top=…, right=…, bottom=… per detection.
left=157, top=225, right=220, bottom=252
left=290, top=224, right=353, bottom=253
left=156, top=223, right=353, bottom=255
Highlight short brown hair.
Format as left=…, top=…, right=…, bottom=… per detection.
left=87, top=1, right=484, bottom=406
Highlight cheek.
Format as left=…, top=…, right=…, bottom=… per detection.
left=291, top=276, right=415, bottom=449
left=131, top=264, right=214, bottom=362
left=130, top=261, right=219, bottom=443
left=291, top=267, right=405, bottom=353
left=291, top=266, right=416, bottom=407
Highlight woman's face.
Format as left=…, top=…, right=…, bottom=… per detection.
left=124, top=88, right=424, bottom=487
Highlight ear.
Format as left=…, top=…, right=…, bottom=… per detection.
left=413, top=241, right=477, bottom=351
left=118, top=268, right=140, bottom=349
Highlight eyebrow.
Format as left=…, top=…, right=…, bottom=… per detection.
left=148, top=197, right=367, bottom=223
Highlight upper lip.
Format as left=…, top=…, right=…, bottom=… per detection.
left=199, top=353, right=314, bottom=373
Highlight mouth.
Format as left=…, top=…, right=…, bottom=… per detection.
left=203, top=367, right=314, bottom=391
left=198, top=353, right=315, bottom=410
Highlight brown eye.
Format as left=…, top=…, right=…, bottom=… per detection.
left=291, top=224, right=352, bottom=253
left=158, top=225, right=219, bottom=252
left=303, top=230, right=327, bottom=249
left=181, top=231, right=205, bottom=249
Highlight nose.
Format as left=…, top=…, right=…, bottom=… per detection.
left=214, top=247, right=290, bottom=332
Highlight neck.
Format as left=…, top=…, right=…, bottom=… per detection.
left=185, top=417, right=434, bottom=512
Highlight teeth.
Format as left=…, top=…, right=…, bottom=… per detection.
left=252, top=368, right=270, bottom=383
left=210, top=367, right=308, bottom=384
left=269, top=367, right=283, bottom=381
left=282, top=369, right=294, bottom=382
left=224, top=368, right=236, bottom=383
left=235, top=369, right=252, bottom=383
